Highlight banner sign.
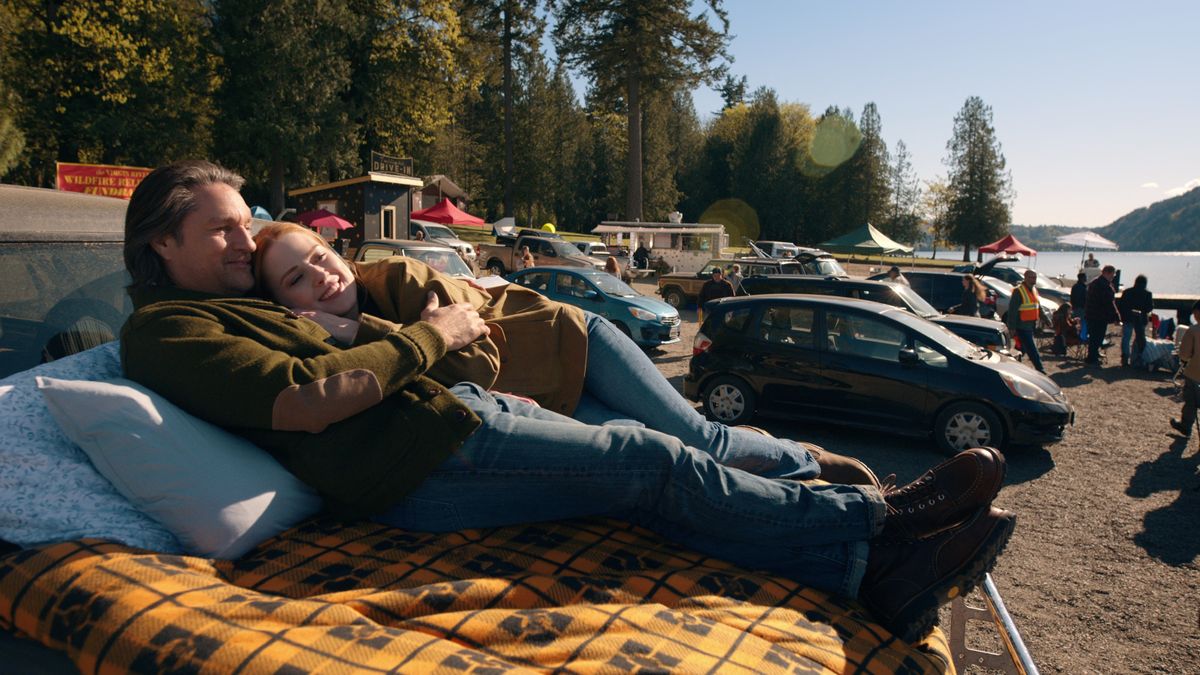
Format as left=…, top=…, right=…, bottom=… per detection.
left=369, top=151, right=414, bottom=177
left=56, top=162, right=152, bottom=199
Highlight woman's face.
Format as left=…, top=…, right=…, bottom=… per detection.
left=962, top=276, right=970, bottom=288
left=260, top=231, right=358, bottom=317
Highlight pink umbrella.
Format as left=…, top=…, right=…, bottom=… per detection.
left=296, top=209, right=354, bottom=231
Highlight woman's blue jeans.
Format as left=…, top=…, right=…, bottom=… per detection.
left=572, top=312, right=820, bottom=480
left=376, top=383, right=884, bottom=598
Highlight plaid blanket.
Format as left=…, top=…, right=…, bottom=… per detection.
left=0, top=517, right=952, bottom=673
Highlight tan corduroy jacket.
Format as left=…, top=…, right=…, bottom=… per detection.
left=353, top=258, right=589, bottom=417
left=1181, top=322, right=1200, bottom=382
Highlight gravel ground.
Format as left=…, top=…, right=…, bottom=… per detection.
left=630, top=277, right=1200, bottom=673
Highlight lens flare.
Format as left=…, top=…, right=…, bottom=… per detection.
left=700, top=199, right=760, bottom=245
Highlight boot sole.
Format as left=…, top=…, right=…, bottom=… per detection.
left=889, top=509, right=1017, bottom=643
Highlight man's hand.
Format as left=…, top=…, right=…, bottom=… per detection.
left=421, top=292, right=489, bottom=351
left=297, top=310, right=360, bottom=345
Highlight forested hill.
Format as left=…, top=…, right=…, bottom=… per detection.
left=1096, top=186, right=1200, bottom=251
left=1011, top=186, right=1200, bottom=251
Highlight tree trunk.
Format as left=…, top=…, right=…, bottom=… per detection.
left=269, top=154, right=285, bottom=218
left=502, top=0, right=514, bottom=218
left=962, top=243, right=971, bottom=262
left=625, top=72, right=643, bottom=221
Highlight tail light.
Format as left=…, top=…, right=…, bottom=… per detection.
left=693, top=331, right=713, bottom=356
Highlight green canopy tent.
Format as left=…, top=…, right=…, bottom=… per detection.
left=819, top=223, right=914, bottom=261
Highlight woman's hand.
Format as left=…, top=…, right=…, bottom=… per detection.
left=297, top=310, right=360, bottom=345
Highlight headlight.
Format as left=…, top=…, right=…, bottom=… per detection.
left=999, top=371, right=1057, bottom=404
left=628, top=306, right=657, bottom=321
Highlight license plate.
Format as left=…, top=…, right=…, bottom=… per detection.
left=669, top=326, right=680, bottom=338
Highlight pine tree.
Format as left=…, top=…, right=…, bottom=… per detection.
left=552, top=0, right=729, bottom=221
left=884, top=139, right=922, bottom=244
left=943, top=96, right=1014, bottom=260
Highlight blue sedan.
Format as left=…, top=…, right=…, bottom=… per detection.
left=506, top=266, right=682, bottom=347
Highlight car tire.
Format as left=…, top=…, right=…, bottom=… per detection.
left=486, top=259, right=506, bottom=277
left=663, top=287, right=686, bottom=308
left=934, top=402, right=1005, bottom=455
left=702, top=376, right=757, bottom=425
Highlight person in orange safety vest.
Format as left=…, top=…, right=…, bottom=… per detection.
left=1006, top=269, right=1045, bottom=374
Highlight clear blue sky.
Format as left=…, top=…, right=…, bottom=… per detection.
left=681, top=1, right=1199, bottom=228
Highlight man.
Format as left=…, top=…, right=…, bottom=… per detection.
left=119, top=161, right=1014, bottom=643
left=727, top=264, right=744, bottom=294
left=1170, top=300, right=1200, bottom=437
left=697, top=267, right=735, bottom=322
left=886, top=265, right=910, bottom=286
left=1070, top=272, right=1088, bottom=321
left=1007, top=270, right=1046, bottom=374
left=1117, top=275, right=1153, bottom=367
left=1084, top=265, right=1122, bottom=365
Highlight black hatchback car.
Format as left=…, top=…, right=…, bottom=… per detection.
left=685, top=294, right=1073, bottom=453
left=738, top=275, right=1012, bottom=353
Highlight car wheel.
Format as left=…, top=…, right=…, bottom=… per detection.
left=486, top=259, right=506, bottom=277
left=612, top=320, right=633, bottom=338
left=663, top=287, right=685, bottom=308
left=702, top=376, right=757, bottom=425
left=934, top=402, right=1005, bottom=455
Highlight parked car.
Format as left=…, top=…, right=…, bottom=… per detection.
left=684, top=294, right=1073, bottom=453
left=506, top=266, right=681, bottom=347
left=955, top=257, right=1069, bottom=304
left=480, top=233, right=599, bottom=276
left=574, top=241, right=630, bottom=269
left=354, top=238, right=476, bottom=278
left=657, top=252, right=848, bottom=308
left=738, top=275, right=1012, bottom=353
left=407, top=219, right=477, bottom=265
left=752, top=240, right=801, bottom=258
left=882, top=270, right=1058, bottom=331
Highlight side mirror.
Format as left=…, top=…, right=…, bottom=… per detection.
left=898, top=348, right=920, bottom=365
left=583, top=289, right=601, bottom=302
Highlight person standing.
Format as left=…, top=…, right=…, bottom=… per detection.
left=952, top=274, right=986, bottom=317
left=1170, top=300, right=1200, bottom=437
left=727, top=264, right=744, bottom=294
left=518, top=245, right=535, bottom=270
left=1006, top=270, right=1046, bottom=373
left=886, top=265, right=909, bottom=286
left=1084, top=265, right=1122, bottom=366
left=1117, top=275, right=1153, bottom=366
left=697, top=267, right=734, bottom=323
left=1070, top=273, right=1088, bottom=321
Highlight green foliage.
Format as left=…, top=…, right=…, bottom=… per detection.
left=943, top=96, right=1013, bottom=259
left=2, top=0, right=217, bottom=185
left=883, top=140, right=921, bottom=244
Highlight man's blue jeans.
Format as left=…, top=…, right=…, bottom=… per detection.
left=1015, top=327, right=1044, bottom=372
left=572, top=312, right=819, bottom=480
left=376, top=382, right=884, bottom=598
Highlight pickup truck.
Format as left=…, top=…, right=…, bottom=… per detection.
left=479, top=234, right=600, bottom=276
left=657, top=252, right=848, bottom=308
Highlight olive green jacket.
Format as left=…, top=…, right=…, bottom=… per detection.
left=120, top=285, right=481, bottom=517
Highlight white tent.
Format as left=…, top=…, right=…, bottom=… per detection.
left=1056, top=231, right=1118, bottom=250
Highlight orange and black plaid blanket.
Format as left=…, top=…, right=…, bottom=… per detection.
left=0, top=517, right=952, bottom=673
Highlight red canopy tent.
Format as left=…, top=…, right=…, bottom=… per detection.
left=978, top=234, right=1036, bottom=256
left=411, top=198, right=486, bottom=227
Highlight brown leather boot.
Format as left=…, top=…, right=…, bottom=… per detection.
left=803, top=443, right=882, bottom=489
left=880, top=447, right=1006, bottom=541
left=860, top=506, right=1016, bottom=642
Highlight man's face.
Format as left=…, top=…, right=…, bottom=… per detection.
left=153, top=183, right=255, bottom=295
left=1103, top=269, right=1116, bottom=281
left=1024, top=271, right=1037, bottom=287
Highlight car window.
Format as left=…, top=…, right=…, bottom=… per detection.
left=516, top=271, right=553, bottom=293
left=712, top=306, right=753, bottom=336
left=555, top=273, right=594, bottom=298
left=0, top=242, right=130, bottom=378
left=759, top=305, right=815, bottom=348
left=825, top=310, right=906, bottom=362
left=357, top=246, right=393, bottom=262
left=814, top=258, right=848, bottom=277
left=907, top=274, right=931, bottom=297
left=855, top=286, right=906, bottom=308
left=404, top=249, right=474, bottom=277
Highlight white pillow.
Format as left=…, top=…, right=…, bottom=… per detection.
left=0, top=342, right=181, bottom=551
left=38, top=376, right=322, bottom=559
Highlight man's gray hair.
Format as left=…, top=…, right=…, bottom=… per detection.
left=124, top=160, right=245, bottom=290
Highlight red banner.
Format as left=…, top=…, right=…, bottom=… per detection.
left=56, top=162, right=152, bottom=200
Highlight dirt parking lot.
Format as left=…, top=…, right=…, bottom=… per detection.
left=631, top=278, right=1199, bottom=673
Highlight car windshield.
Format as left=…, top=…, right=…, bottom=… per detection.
left=401, top=248, right=475, bottom=276
left=980, top=277, right=1013, bottom=297
left=814, top=258, right=848, bottom=277
left=891, top=284, right=940, bottom=318
left=549, top=239, right=590, bottom=259
left=997, top=265, right=1058, bottom=290
left=423, top=223, right=458, bottom=240
left=886, top=307, right=978, bottom=358
left=587, top=272, right=639, bottom=296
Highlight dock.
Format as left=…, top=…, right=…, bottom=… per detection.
left=1153, top=294, right=1198, bottom=322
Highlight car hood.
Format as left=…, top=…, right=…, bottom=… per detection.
left=622, top=294, right=679, bottom=317
left=989, top=354, right=1068, bottom=399
left=931, top=314, right=1005, bottom=331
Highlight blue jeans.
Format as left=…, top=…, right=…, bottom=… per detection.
left=376, top=383, right=884, bottom=598
left=1122, top=317, right=1145, bottom=362
left=1015, top=327, right=1044, bottom=372
left=572, top=313, right=820, bottom=480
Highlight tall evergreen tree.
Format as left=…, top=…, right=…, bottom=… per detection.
left=552, top=0, right=729, bottom=221
left=850, top=102, right=890, bottom=228
left=943, top=96, right=1013, bottom=260
left=884, top=139, right=921, bottom=244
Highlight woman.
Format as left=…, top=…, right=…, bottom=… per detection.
left=518, top=245, right=535, bottom=270
left=603, top=255, right=631, bottom=283
left=252, top=223, right=837, bottom=480
left=952, top=275, right=986, bottom=317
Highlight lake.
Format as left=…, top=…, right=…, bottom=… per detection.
left=915, top=250, right=1200, bottom=295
